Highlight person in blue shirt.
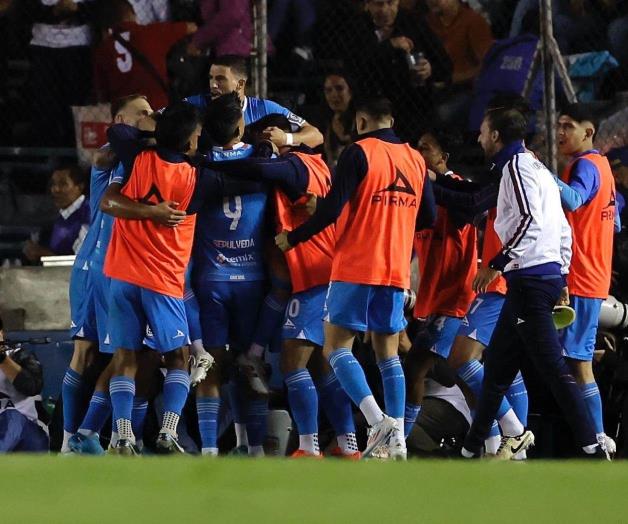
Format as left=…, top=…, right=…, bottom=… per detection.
left=185, top=55, right=323, bottom=149
left=64, top=94, right=156, bottom=455
left=188, top=92, right=270, bottom=457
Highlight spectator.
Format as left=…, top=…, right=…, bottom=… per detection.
left=23, top=165, right=90, bottom=263
left=319, top=71, right=355, bottom=166
left=426, top=0, right=494, bottom=126
left=345, top=0, right=452, bottom=140
left=186, top=0, right=252, bottom=58
left=0, top=315, right=49, bottom=453
left=27, top=0, right=98, bottom=146
left=92, top=0, right=195, bottom=109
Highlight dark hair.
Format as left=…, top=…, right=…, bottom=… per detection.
left=560, top=103, right=598, bottom=131
left=323, top=69, right=355, bottom=91
left=212, top=55, right=248, bottom=79
left=243, top=114, right=291, bottom=145
left=155, top=102, right=201, bottom=153
left=53, top=164, right=87, bottom=188
left=203, top=92, right=242, bottom=146
left=484, top=108, right=528, bottom=144
left=418, top=128, right=461, bottom=159
left=102, top=0, right=135, bottom=28
left=110, top=94, right=148, bottom=120
left=354, top=96, right=393, bottom=120
left=487, top=93, right=531, bottom=117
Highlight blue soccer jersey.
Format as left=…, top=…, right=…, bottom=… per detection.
left=185, top=94, right=305, bottom=130
left=191, top=144, right=267, bottom=283
left=91, top=162, right=124, bottom=269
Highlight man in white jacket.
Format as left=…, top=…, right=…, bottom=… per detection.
left=460, top=107, right=605, bottom=459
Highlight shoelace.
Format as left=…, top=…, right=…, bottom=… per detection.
left=495, top=436, right=510, bottom=456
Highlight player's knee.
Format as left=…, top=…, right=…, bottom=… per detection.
left=163, top=348, right=187, bottom=370
left=70, top=340, right=98, bottom=372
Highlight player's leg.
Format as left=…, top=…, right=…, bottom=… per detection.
left=194, top=281, right=230, bottom=456
left=563, top=296, right=612, bottom=451
left=450, top=293, right=528, bottom=439
left=404, top=315, right=462, bottom=438
left=107, top=279, right=145, bottom=454
left=144, top=288, right=191, bottom=453
left=282, top=339, right=318, bottom=456
left=462, top=290, right=524, bottom=457
left=132, top=349, right=161, bottom=451
left=62, top=264, right=98, bottom=452
left=231, top=281, right=268, bottom=457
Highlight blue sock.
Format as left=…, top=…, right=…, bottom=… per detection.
left=404, top=403, right=421, bottom=438
left=581, top=382, right=605, bottom=435
left=377, top=356, right=405, bottom=419
left=506, top=372, right=529, bottom=426
left=246, top=398, right=268, bottom=447
left=62, top=368, right=85, bottom=433
left=109, top=376, right=135, bottom=424
left=328, top=348, right=373, bottom=407
left=79, top=391, right=111, bottom=433
left=131, top=397, right=148, bottom=441
left=317, top=372, right=355, bottom=435
left=253, top=292, right=288, bottom=347
left=197, top=396, right=220, bottom=449
left=285, top=369, right=318, bottom=436
left=163, top=369, right=190, bottom=416
left=457, top=359, right=512, bottom=420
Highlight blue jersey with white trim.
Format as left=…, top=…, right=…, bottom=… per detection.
left=192, top=144, right=267, bottom=282
left=74, top=157, right=119, bottom=269
left=90, top=162, right=125, bottom=269
left=184, top=94, right=305, bottom=130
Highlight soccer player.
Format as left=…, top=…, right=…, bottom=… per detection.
left=185, top=55, right=323, bottom=148
left=101, top=102, right=265, bottom=454
left=555, top=104, right=618, bottom=454
left=67, top=95, right=155, bottom=455
left=215, top=114, right=360, bottom=458
left=61, top=95, right=152, bottom=453
left=403, top=130, right=477, bottom=439
left=460, top=107, right=604, bottom=459
left=276, top=97, right=436, bottom=459
left=190, top=93, right=269, bottom=457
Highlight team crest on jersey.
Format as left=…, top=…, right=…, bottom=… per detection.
left=371, top=168, right=417, bottom=207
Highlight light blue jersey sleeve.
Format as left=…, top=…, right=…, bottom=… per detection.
left=555, top=158, right=600, bottom=212
left=246, top=97, right=306, bottom=131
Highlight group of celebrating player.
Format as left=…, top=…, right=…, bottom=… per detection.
left=60, top=54, right=616, bottom=461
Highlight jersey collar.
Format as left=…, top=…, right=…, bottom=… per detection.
left=490, top=140, right=526, bottom=173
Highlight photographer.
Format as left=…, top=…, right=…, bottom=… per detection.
left=0, top=316, right=49, bottom=452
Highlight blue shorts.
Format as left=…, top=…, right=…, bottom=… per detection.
left=324, top=281, right=407, bottom=334
left=69, top=261, right=98, bottom=341
left=107, top=279, right=189, bottom=353
left=194, top=280, right=265, bottom=349
left=456, top=292, right=505, bottom=347
left=282, top=285, right=327, bottom=347
left=90, top=263, right=112, bottom=353
left=415, top=315, right=463, bottom=359
left=560, top=296, right=604, bottom=361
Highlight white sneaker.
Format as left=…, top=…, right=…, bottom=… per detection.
left=388, top=431, right=408, bottom=461
left=495, top=430, right=535, bottom=460
left=190, top=352, right=215, bottom=387
left=363, top=415, right=397, bottom=459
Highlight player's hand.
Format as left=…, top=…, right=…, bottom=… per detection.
left=275, top=230, right=292, bottom=252
left=557, top=286, right=570, bottom=306
left=149, top=200, right=186, bottom=227
left=472, top=267, right=501, bottom=294
left=414, top=57, right=432, bottom=81
left=294, top=192, right=317, bottom=216
left=390, top=36, right=414, bottom=53
left=262, top=126, right=289, bottom=147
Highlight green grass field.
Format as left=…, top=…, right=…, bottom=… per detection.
left=2, top=456, right=627, bottom=523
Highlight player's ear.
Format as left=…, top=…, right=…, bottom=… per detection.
left=389, top=116, right=395, bottom=128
